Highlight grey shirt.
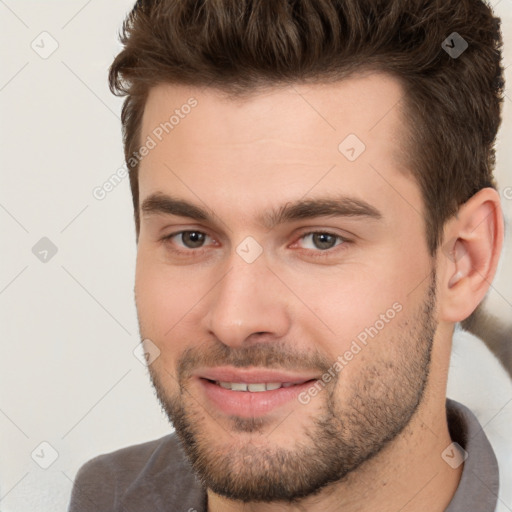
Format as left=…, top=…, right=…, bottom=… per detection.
left=67, top=399, right=499, bottom=511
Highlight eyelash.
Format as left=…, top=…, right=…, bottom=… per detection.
left=160, top=230, right=350, bottom=259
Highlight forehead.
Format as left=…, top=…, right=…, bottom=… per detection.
left=142, top=72, right=408, bottom=149
left=138, top=73, right=421, bottom=228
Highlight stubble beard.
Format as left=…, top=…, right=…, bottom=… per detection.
left=145, top=272, right=437, bottom=502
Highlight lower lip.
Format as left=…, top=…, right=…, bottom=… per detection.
left=198, top=378, right=317, bottom=417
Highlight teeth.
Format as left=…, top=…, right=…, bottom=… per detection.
left=230, top=382, right=248, bottom=391
left=215, top=381, right=298, bottom=392
left=247, top=383, right=266, bottom=392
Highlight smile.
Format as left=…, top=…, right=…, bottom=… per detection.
left=195, top=370, right=319, bottom=418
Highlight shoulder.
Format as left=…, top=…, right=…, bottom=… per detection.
left=448, top=326, right=512, bottom=512
left=68, top=433, right=205, bottom=512
left=448, top=326, right=512, bottom=427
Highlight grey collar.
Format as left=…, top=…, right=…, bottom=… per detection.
left=445, top=398, right=499, bottom=511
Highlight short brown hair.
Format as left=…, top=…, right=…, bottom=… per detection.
left=108, top=0, right=505, bottom=255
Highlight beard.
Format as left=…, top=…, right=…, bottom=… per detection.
left=145, top=270, right=437, bottom=503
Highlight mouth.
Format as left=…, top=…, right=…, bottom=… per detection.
left=194, top=368, right=319, bottom=418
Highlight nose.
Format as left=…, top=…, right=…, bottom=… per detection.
left=203, top=251, right=292, bottom=348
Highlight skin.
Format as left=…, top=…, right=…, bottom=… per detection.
left=134, top=72, right=503, bottom=511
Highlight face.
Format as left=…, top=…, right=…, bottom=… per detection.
left=134, top=73, right=438, bottom=502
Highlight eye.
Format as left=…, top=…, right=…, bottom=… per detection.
left=295, top=231, right=347, bottom=254
left=161, top=230, right=214, bottom=253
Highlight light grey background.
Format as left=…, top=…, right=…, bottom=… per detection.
left=0, top=1, right=511, bottom=511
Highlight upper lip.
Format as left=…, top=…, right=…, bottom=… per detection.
left=193, top=366, right=320, bottom=384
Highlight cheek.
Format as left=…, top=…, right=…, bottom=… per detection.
left=135, top=253, right=187, bottom=349
left=304, top=260, right=423, bottom=364
left=300, top=268, right=399, bottom=334
left=135, top=251, right=215, bottom=362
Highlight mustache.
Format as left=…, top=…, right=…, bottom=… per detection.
left=176, top=340, right=333, bottom=380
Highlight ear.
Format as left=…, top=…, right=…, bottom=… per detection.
left=438, top=187, right=504, bottom=323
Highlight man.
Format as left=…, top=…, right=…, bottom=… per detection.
left=68, top=0, right=510, bottom=510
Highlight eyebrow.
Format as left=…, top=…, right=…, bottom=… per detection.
left=141, top=192, right=382, bottom=230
